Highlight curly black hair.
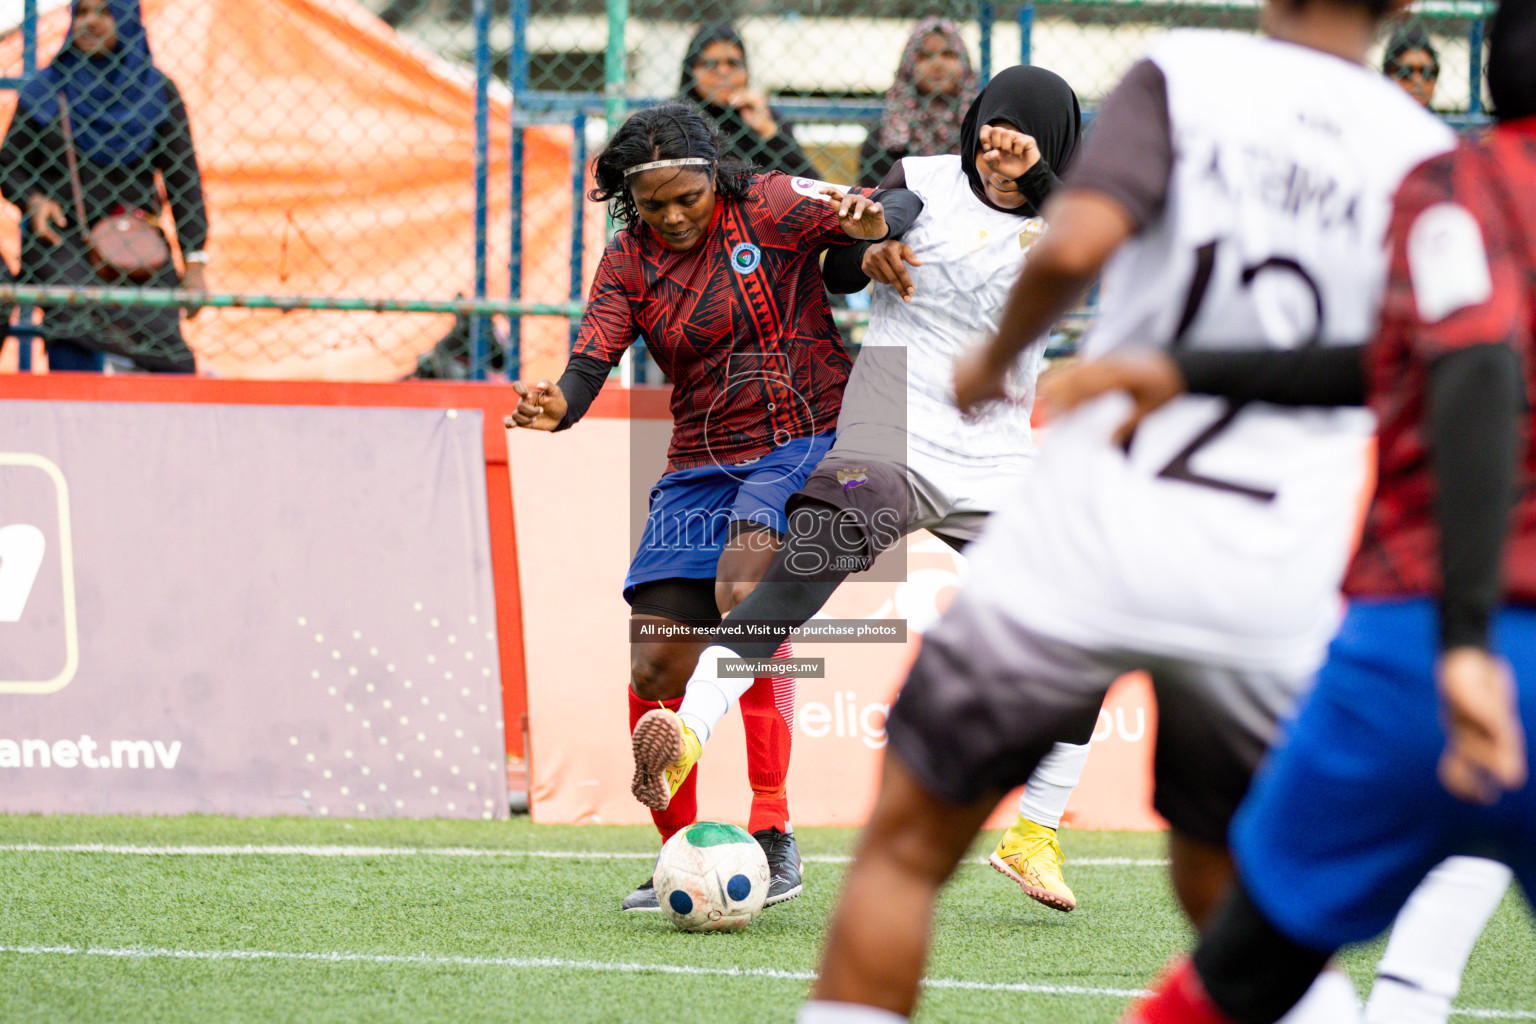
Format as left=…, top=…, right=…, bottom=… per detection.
left=1279, top=0, right=1394, bottom=17
left=1383, top=23, right=1438, bottom=69
left=589, top=102, right=755, bottom=228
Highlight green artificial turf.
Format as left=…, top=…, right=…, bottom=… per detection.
left=0, top=816, right=1530, bottom=1023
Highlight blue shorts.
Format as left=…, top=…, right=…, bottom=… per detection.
left=1233, top=598, right=1536, bottom=952
left=623, top=432, right=835, bottom=601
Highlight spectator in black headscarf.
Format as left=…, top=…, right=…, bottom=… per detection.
left=0, top=0, right=205, bottom=373
left=678, top=23, right=818, bottom=180
left=1383, top=24, right=1440, bottom=109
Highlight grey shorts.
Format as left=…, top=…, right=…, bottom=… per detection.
left=790, top=455, right=996, bottom=560
left=886, top=586, right=1310, bottom=846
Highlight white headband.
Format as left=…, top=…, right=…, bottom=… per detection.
left=624, top=157, right=713, bottom=179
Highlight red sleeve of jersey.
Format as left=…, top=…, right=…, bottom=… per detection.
left=572, top=234, right=638, bottom=366
left=756, top=171, right=875, bottom=254
left=1382, top=148, right=1531, bottom=361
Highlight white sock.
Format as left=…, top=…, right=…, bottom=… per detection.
left=675, top=645, right=739, bottom=744
left=1363, top=856, right=1513, bottom=1024
left=796, top=1001, right=906, bottom=1024
left=676, top=640, right=793, bottom=744
left=1278, top=967, right=1361, bottom=1024
left=1015, top=741, right=1092, bottom=829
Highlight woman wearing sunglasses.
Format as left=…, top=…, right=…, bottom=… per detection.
left=678, top=23, right=818, bottom=180
left=1384, top=24, right=1440, bottom=109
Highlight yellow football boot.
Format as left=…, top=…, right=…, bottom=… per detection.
left=630, top=709, right=702, bottom=811
left=989, top=814, right=1077, bottom=912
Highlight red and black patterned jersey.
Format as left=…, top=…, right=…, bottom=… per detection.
left=1346, top=119, right=1536, bottom=602
left=575, top=172, right=861, bottom=471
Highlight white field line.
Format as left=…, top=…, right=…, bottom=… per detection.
left=0, top=843, right=1168, bottom=866
left=0, top=943, right=1144, bottom=999
left=0, top=944, right=1530, bottom=1019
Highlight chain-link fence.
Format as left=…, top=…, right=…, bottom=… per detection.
left=0, top=0, right=1495, bottom=382
left=505, top=0, right=1491, bottom=380
left=0, top=0, right=556, bottom=380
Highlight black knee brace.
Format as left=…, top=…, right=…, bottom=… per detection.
left=1194, top=880, right=1331, bottom=1024
left=718, top=500, right=866, bottom=659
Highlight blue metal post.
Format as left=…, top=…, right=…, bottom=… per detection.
left=569, top=112, right=586, bottom=351
left=1468, top=17, right=1484, bottom=117
left=1019, top=2, right=1034, bottom=65
left=16, top=0, right=38, bottom=372
left=23, top=0, right=36, bottom=70
left=978, top=2, right=994, bottom=84
left=508, top=0, right=530, bottom=371
left=470, top=0, right=492, bottom=379
left=604, top=0, right=628, bottom=138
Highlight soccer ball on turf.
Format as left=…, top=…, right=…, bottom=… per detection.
left=653, top=821, right=770, bottom=932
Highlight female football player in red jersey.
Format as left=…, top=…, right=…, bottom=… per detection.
left=506, top=102, right=917, bottom=911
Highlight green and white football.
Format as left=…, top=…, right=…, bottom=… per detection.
left=653, top=821, right=770, bottom=932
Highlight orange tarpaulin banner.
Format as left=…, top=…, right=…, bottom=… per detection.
left=0, top=0, right=594, bottom=380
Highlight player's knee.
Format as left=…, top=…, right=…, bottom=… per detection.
left=858, top=760, right=982, bottom=885
left=716, top=579, right=756, bottom=615
left=1169, top=829, right=1235, bottom=929
left=855, top=812, right=970, bottom=888
left=630, top=648, right=686, bottom=702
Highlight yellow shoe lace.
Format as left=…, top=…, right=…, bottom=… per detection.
left=998, top=818, right=1073, bottom=898
left=663, top=719, right=702, bottom=796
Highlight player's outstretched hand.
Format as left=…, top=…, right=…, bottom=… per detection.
left=1437, top=647, right=1528, bottom=805
left=503, top=379, right=567, bottom=432
left=861, top=240, right=921, bottom=302
left=820, top=187, right=888, bottom=241
left=978, top=123, right=1042, bottom=182
left=952, top=341, right=1013, bottom=415
left=1037, top=351, right=1186, bottom=446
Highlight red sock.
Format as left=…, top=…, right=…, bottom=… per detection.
left=627, top=687, right=697, bottom=843
left=741, top=639, right=794, bottom=835
left=1122, top=958, right=1237, bottom=1024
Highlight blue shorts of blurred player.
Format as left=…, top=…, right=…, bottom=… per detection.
left=1233, top=597, right=1536, bottom=952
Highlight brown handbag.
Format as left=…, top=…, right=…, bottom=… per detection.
left=58, top=91, right=171, bottom=283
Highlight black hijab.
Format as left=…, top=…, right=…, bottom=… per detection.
left=1383, top=24, right=1438, bottom=69
left=1489, top=0, right=1536, bottom=123
left=677, top=24, right=758, bottom=155
left=680, top=22, right=744, bottom=102
left=959, top=65, right=1081, bottom=214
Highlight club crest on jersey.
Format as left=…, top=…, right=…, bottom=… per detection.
left=731, top=242, right=762, bottom=275
left=966, top=228, right=991, bottom=252
left=1018, top=218, right=1047, bottom=251
left=835, top=467, right=869, bottom=491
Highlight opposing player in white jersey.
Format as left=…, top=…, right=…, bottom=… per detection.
left=628, top=66, right=1095, bottom=911
left=796, top=0, right=1507, bottom=1022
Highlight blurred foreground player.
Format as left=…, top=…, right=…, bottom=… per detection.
left=506, top=102, right=912, bottom=911
left=1043, top=4, right=1536, bottom=1020
left=797, top=0, right=1460, bottom=1019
